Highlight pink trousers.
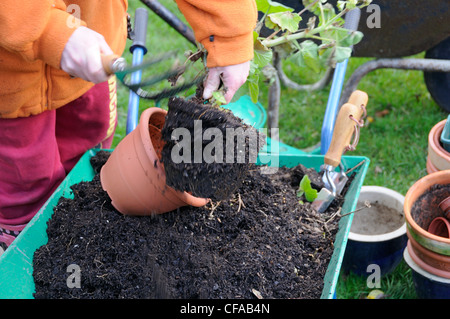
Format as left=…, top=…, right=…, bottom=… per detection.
left=0, top=77, right=118, bottom=229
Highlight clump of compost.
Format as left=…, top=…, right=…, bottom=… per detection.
left=161, top=87, right=265, bottom=200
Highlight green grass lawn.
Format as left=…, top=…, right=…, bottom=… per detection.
left=116, top=0, right=448, bottom=299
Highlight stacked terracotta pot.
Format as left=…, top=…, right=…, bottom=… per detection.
left=427, top=119, right=450, bottom=174
left=403, top=170, right=450, bottom=298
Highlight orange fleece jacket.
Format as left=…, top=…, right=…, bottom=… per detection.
left=175, top=0, right=257, bottom=67
left=0, top=0, right=257, bottom=119
left=0, top=0, right=129, bottom=119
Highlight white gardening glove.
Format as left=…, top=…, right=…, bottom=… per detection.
left=203, top=61, right=250, bottom=104
left=61, top=26, right=113, bottom=83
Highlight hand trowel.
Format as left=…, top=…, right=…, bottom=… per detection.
left=311, top=90, right=368, bottom=213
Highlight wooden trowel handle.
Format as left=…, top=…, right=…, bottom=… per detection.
left=348, top=90, right=369, bottom=108
left=324, top=90, right=368, bottom=167
left=101, top=54, right=124, bottom=75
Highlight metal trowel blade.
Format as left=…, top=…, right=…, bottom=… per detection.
left=311, top=169, right=348, bottom=213
left=324, top=170, right=348, bottom=195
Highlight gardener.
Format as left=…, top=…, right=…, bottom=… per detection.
left=0, top=0, right=257, bottom=252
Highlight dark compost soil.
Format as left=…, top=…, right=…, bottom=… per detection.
left=411, top=183, right=450, bottom=230
left=161, top=93, right=265, bottom=201
left=33, top=151, right=352, bottom=299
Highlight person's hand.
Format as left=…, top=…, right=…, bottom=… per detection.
left=61, top=26, right=113, bottom=83
left=203, top=61, right=250, bottom=104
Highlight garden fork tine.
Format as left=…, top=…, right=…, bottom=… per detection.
left=102, top=52, right=205, bottom=101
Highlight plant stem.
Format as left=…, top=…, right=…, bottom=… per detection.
left=319, top=2, right=326, bottom=28
left=261, top=8, right=349, bottom=48
left=265, top=28, right=282, bottom=41
left=308, top=34, right=334, bottom=43
left=255, top=7, right=270, bottom=34
left=262, top=28, right=317, bottom=48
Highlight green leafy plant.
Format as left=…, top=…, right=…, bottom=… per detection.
left=180, top=0, right=370, bottom=106
left=296, top=175, right=318, bottom=202
left=248, top=0, right=371, bottom=102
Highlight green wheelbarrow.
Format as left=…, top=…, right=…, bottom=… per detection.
left=0, top=149, right=369, bottom=299
left=0, top=5, right=370, bottom=300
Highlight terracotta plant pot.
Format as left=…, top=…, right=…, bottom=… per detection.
left=427, top=119, right=450, bottom=174
left=439, top=196, right=450, bottom=219
left=406, top=240, right=450, bottom=279
left=404, top=170, right=450, bottom=256
left=407, top=229, right=450, bottom=273
left=428, top=217, right=450, bottom=238
left=100, top=107, right=209, bottom=216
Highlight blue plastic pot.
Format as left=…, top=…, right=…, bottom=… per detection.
left=404, top=247, right=450, bottom=299
left=342, top=186, right=408, bottom=276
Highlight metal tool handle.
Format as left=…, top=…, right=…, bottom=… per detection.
left=324, top=90, right=368, bottom=167
left=319, top=7, right=362, bottom=155
left=130, top=8, right=149, bottom=54
left=127, top=8, right=149, bottom=134
left=141, top=0, right=196, bottom=46
left=102, top=54, right=127, bottom=75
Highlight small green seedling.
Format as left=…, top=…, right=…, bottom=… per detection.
left=211, top=90, right=227, bottom=107
left=297, top=175, right=318, bottom=202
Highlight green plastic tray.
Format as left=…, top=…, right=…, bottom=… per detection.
left=222, top=95, right=267, bottom=130
left=0, top=148, right=369, bottom=299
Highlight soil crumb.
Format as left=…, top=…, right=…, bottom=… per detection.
left=410, top=183, right=450, bottom=230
